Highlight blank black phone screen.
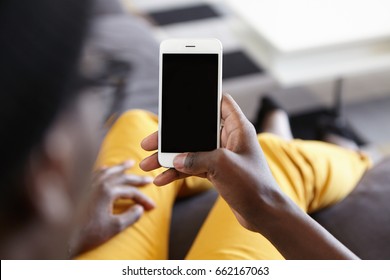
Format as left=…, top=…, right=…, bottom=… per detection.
left=161, top=53, right=219, bottom=153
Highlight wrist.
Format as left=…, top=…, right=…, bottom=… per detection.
left=251, top=185, right=296, bottom=236
left=253, top=192, right=358, bottom=259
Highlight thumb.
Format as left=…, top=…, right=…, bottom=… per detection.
left=173, top=151, right=218, bottom=175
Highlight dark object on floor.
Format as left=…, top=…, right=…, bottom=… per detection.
left=316, top=115, right=366, bottom=146
left=223, top=51, right=263, bottom=80
left=253, top=95, right=284, bottom=133
left=290, top=108, right=331, bottom=140
left=289, top=107, right=366, bottom=145
left=149, top=4, right=220, bottom=26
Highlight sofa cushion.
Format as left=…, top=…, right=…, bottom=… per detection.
left=169, top=189, right=218, bottom=260
left=312, top=157, right=390, bottom=259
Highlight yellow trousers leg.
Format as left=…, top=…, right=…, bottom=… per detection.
left=77, top=110, right=211, bottom=259
left=186, top=133, right=371, bottom=260
left=78, top=110, right=181, bottom=259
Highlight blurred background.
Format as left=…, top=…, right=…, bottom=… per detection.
left=118, top=0, right=390, bottom=158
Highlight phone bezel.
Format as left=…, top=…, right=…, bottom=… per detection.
left=158, top=38, right=223, bottom=168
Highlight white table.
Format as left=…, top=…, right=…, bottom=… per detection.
left=226, top=0, right=390, bottom=87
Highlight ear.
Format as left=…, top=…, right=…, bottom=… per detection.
left=26, top=117, right=76, bottom=228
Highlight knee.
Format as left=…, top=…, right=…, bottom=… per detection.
left=120, top=109, right=155, bottom=120
left=116, top=110, right=158, bottom=127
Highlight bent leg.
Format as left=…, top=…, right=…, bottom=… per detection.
left=258, top=133, right=371, bottom=212
left=187, top=133, right=371, bottom=259
left=186, top=197, right=284, bottom=260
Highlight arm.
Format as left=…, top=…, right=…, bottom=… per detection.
left=140, top=94, right=358, bottom=260
left=259, top=196, right=358, bottom=260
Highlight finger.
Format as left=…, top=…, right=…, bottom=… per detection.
left=114, top=204, right=144, bottom=231
left=111, top=186, right=156, bottom=210
left=139, top=152, right=161, bottom=172
left=221, top=93, right=246, bottom=121
left=153, top=168, right=192, bottom=186
left=100, top=160, right=135, bottom=181
left=91, top=165, right=109, bottom=182
left=221, top=94, right=252, bottom=135
left=141, top=131, right=158, bottom=151
left=114, top=174, right=154, bottom=187
left=220, top=94, right=256, bottom=152
left=96, top=165, right=108, bottom=172
left=173, top=150, right=223, bottom=176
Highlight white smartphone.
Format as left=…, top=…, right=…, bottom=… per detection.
left=158, top=38, right=223, bottom=168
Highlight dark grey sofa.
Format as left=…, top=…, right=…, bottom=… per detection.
left=91, top=0, right=390, bottom=260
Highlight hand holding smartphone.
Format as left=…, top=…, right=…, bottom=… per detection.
left=158, top=39, right=223, bottom=167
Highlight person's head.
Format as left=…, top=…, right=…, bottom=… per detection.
left=0, top=0, right=110, bottom=258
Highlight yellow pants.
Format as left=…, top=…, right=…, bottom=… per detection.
left=78, top=110, right=371, bottom=260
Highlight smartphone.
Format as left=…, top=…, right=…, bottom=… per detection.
left=158, top=38, right=223, bottom=168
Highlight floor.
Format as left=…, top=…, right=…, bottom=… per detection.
left=124, top=0, right=390, bottom=157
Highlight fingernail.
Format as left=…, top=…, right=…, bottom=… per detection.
left=148, top=199, right=156, bottom=209
left=173, top=153, right=187, bottom=169
left=133, top=205, right=144, bottom=216
left=98, top=165, right=108, bottom=171
left=143, top=176, right=154, bottom=183
left=124, top=160, right=135, bottom=168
